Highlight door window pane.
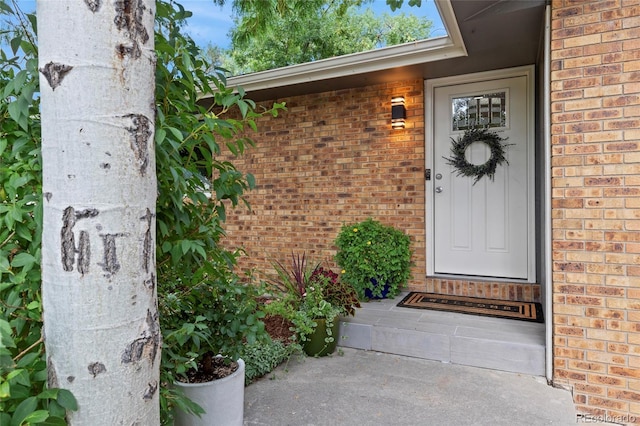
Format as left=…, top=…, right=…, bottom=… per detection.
left=452, top=92, right=506, bottom=131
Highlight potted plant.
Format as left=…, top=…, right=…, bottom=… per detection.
left=159, top=257, right=270, bottom=426
left=334, top=218, right=413, bottom=300
left=303, top=266, right=361, bottom=356
left=265, top=253, right=360, bottom=357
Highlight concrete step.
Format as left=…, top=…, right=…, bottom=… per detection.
left=337, top=293, right=546, bottom=376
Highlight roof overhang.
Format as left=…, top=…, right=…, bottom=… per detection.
left=224, top=0, right=466, bottom=96
left=201, top=0, right=546, bottom=102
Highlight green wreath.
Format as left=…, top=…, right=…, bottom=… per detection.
left=444, top=128, right=511, bottom=185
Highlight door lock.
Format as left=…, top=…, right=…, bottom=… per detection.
left=435, top=186, right=443, bottom=193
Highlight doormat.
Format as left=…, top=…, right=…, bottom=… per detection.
left=397, top=292, right=544, bottom=323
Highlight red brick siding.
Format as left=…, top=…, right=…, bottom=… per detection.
left=551, top=0, right=640, bottom=422
left=223, top=80, right=428, bottom=289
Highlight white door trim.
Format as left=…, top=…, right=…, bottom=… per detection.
left=425, top=65, right=536, bottom=282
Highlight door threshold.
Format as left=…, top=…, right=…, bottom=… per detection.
left=424, top=276, right=541, bottom=302
left=428, top=274, right=532, bottom=284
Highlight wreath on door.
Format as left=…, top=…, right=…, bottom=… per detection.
left=443, top=128, right=511, bottom=185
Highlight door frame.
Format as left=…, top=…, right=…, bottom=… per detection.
left=425, top=65, right=536, bottom=283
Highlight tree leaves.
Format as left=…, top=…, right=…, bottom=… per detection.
left=0, top=2, right=285, bottom=424
left=223, top=0, right=432, bottom=74
left=155, top=0, right=285, bottom=272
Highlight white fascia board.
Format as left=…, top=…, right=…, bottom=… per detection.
left=221, top=0, right=466, bottom=93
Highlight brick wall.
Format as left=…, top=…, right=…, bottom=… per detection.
left=223, top=79, right=428, bottom=289
left=551, top=0, right=640, bottom=422
left=222, top=79, right=543, bottom=302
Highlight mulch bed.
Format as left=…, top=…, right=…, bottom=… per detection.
left=262, top=314, right=296, bottom=343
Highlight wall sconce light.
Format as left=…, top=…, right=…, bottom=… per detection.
left=391, top=96, right=406, bottom=129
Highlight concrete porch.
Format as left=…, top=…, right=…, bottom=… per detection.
left=338, top=292, right=546, bottom=377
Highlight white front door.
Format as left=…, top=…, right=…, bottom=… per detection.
left=428, top=69, right=534, bottom=280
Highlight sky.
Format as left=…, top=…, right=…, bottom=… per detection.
left=7, top=0, right=445, bottom=50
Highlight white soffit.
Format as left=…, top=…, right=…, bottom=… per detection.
left=223, top=0, right=466, bottom=93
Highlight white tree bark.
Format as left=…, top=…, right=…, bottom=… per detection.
left=38, top=0, right=159, bottom=423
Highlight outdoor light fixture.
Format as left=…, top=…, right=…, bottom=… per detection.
left=391, top=97, right=406, bottom=129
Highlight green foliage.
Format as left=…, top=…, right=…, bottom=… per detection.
left=310, top=267, right=360, bottom=317
left=264, top=257, right=326, bottom=348
left=386, top=0, right=422, bottom=12
left=229, top=0, right=367, bottom=44
left=241, top=339, right=291, bottom=385
left=1, top=1, right=286, bottom=423
left=0, top=3, right=80, bottom=424
left=261, top=298, right=307, bottom=350
left=159, top=260, right=269, bottom=374
left=155, top=0, right=284, bottom=275
left=298, top=289, right=340, bottom=356
left=154, top=1, right=284, bottom=423
left=159, top=259, right=269, bottom=384
left=158, top=262, right=274, bottom=423
left=334, top=218, right=413, bottom=299
left=221, top=0, right=433, bottom=74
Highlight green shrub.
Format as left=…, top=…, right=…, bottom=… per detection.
left=154, top=3, right=284, bottom=422
left=334, top=218, right=413, bottom=299
left=159, top=260, right=269, bottom=381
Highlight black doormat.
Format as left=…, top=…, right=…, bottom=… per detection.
left=397, top=292, right=544, bottom=323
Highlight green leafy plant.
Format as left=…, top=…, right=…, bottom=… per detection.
left=153, top=2, right=285, bottom=423
left=155, top=0, right=284, bottom=276
left=264, top=254, right=326, bottom=346
left=241, top=339, right=291, bottom=385
left=159, top=259, right=268, bottom=377
left=299, top=277, right=342, bottom=331
left=159, top=258, right=271, bottom=422
left=0, top=3, right=80, bottom=424
left=335, top=218, right=413, bottom=299
left=2, top=1, right=284, bottom=423
left=309, top=267, right=360, bottom=317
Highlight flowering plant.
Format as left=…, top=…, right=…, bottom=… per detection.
left=334, top=218, right=413, bottom=299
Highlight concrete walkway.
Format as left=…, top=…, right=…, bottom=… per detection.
left=243, top=348, right=576, bottom=426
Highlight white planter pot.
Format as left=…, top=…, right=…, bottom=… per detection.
left=174, top=358, right=245, bottom=426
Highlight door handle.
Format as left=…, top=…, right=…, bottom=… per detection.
left=435, top=186, right=443, bottom=193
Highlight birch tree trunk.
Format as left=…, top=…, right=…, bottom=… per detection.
left=38, top=0, right=159, bottom=423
